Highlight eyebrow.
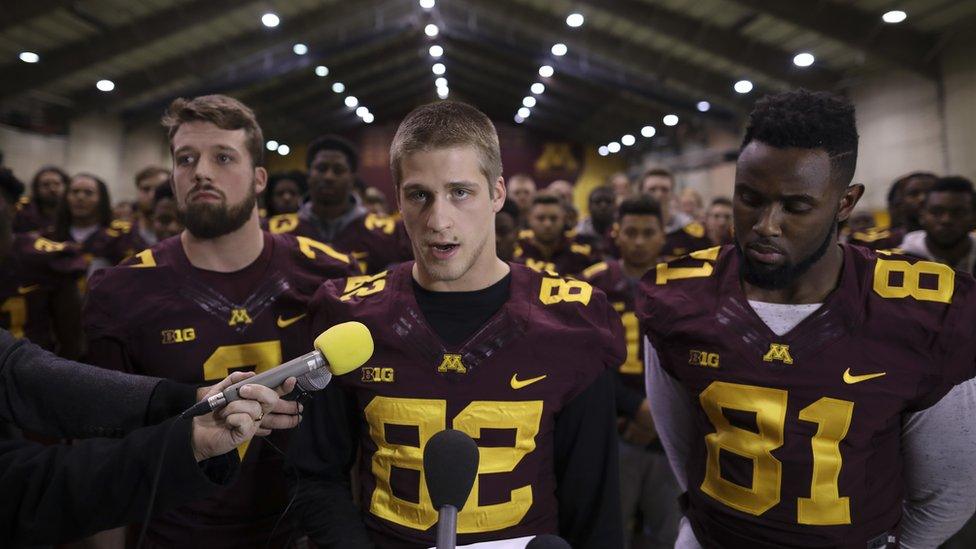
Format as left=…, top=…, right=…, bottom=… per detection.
left=173, top=144, right=240, bottom=155
left=735, top=183, right=817, bottom=203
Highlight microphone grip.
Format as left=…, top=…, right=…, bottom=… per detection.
left=205, top=350, right=325, bottom=411
left=435, top=505, right=457, bottom=549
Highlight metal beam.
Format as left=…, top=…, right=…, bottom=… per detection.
left=0, top=0, right=259, bottom=101
left=68, top=0, right=407, bottom=113
left=724, top=0, right=940, bottom=76
left=0, top=0, right=75, bottom=33
left=580, top=0, right=842, bottom=90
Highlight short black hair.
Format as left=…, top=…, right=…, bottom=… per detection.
left=498, top=198, right=519, bottom=220
left=306, top=134, right=358, bottom=172
left=153, top=182, right=174, bottom=206
left=531, top=193, right=562, bottom=207
left=618, top=194, right=662, bottom=223
left=588, top=185, right=615, bottom=202
left=267, top=170, right=308, bottom=195
left=741, top=89, right=859, bottom=187
left=710, top=196, right=733, bottom=208
left=888, top=171, right=938, bottom=205
left=927, top=176, right=974, bottom=197
left=0, top=169, right=25, bottom=204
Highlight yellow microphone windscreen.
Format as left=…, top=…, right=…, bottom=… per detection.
left=313, top=321, right=374, bottom=375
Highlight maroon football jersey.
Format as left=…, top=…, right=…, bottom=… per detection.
left=0, top=233, right=86, bottom=350
left=265, top=211, right=413, bottom=274
left=308, top=262, right=624, bottom=547
left=848, top=226, right=905, bottom=251
left=661, top=221, right=711, bottom=260
left=83, top=232, right=357, bottom=548
left=12, top=199, right=55, bottom=234
left=46, top=220, right=144, bottom=269
left=581, top=260, right=643, bottom=391
left=638, top=244, right=976, bottom=548
left=513, top=231, right=600, bottom=276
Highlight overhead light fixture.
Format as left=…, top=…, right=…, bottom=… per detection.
left=277, top=144, right=290, bottom=156
left=315, top=65, right=329, bottom=77
left=793, top=52, right=815, bottom=67
left=514, top=114, right=525, bottom=124
left=734, top=79, right=754, bottom=94
left=517, top=107, right=531, bottom=118
left=530, top=82, right=545, bottom=95
left=425, top=24, right=439, bottom=37
left=697, top=101, right=711, bottom=112
left=261, top=13, right=280, bottom=28
left=882, top=10, right=907, bottom=23
left=538, top=65, right=554, bottom=78
left=432, top=63, right=446, bottom=75
left=522, top=96, right=537, bottom=108
left=332, top=82, right=345, bottom=93
left=663, top=114, right=679, bottom=126
left=551, top=43, right=568, bottom=57
left=429, top=45, right=443, bottom=58
left=293, top=43, right=308, bottom=55
left=621, top=134, right=636, bottom=147
left=598, top=146, right=609, bottom=157
left=437, top=88, right=449, bottom=99
left=18, top=51, right=39, bottom=63
left=266, top=140, right=279, bottom=151
left=363, top=113, right=375, bottom=123
left=641, top=125, right=656, bottom=138
left=356, top=106, right=369, bottom=117
left=344, top=96, right=358, bottom=108
left=566, top=13, right=584, bottom=27
left=419, top=0, right=436, bottom=8
left=435, top=77, right=448, bottom=88
left=96, top=79, right=115, bottom=92
left=607, top=141, right=621, bottom=153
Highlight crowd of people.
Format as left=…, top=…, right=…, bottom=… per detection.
left=0, top=87, right=975, bottom=549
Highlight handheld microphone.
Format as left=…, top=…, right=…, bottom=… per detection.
left=424, top=429, right=480, bottom=549
left=526, top=534, right=571, bottom=549
left=184, top=321, right=374, bottom=417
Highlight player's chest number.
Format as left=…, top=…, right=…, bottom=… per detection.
left=619, top=311, right=642, bottom=375
left=699, top=381, right=854, bottom=525
left=1, top=297, right=26, bottom=337
left=365, top=396, right=544, bottom=533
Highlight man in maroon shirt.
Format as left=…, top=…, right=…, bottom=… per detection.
left=514, top=193, right=600, bottom=276
left=84, top=94, right=356, bottom=548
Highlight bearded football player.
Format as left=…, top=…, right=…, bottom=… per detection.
left=83, top=94, right=356, bottom=548
left=639, top=90, right=976, bottom=549
left=289, top=100, right=625, bottom=548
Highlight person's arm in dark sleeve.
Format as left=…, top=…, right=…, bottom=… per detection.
left=613, top=370, right=644, bottom=418
left=0, top=330, right=196, bottom=438
left=0, top=415, right=238, bottom=546
left=554, top=370, right=623, bottom=549
left=287, top=382, right=374, bottom=548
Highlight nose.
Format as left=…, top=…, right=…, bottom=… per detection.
left=753, top=204, right=783, bottom=238
left=426, top=196, right=453, bottom=233
left=194, top=155, right=215, bottom=183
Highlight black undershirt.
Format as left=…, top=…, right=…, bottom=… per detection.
left=412, top=274, right=512, bottom=346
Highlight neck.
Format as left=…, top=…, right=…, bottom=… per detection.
left=593, top=217, right=612, bottom=234
left=413, top=256, right=510, bottom=292
left=180, top=212, right=265, bottom=272
left=72, top=217, right=98, bottom=229
left=621, top=257, right=654, bottom=280
left=313, top=197, right=353, bottom=222
left=743, top=243, right=844, bottom=304
left=533, top=237, right=561, bottom=259
left=926, top=234, right=972, bottom=266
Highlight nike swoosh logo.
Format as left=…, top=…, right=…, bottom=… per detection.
left=511, top=373, right=547, bottom=390
left=276, top=313, right=307, bottom=329
left=17, top=284, right=40, bottom=294
left=843, top=368, right=886, bottom=384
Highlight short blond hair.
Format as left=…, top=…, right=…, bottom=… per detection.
left=390, top=101, right=502, bottom=197
left=162, top=94, right=264, bottom=167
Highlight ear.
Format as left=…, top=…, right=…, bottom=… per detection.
left=491, top=176, right=507, bottom=213
left=254, top=167, right=269, bottom=195
left=836, top=183, right=864, bottom=223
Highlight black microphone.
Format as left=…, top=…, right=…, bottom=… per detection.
left=183, top=321, right=373, bottom=417
left=526, top=534, right=572, bottom=548
left=424, top=429, right=480, bottom=549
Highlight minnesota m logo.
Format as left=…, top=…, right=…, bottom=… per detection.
left=228, top=308, right=253, bottom=326
left=763, top=343, right=794, bottom=365
left=437, top=353, right=467, bottom=374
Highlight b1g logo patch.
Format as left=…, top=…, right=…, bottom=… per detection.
left=763, top=343, right=794, bottom=365
left=161, top=328, right=196, bottom=344
left=437, top=353, right=467, bottom=374
left=362, top=366, right=395, bottom=383
left=689, top=349, right=720, bottom=368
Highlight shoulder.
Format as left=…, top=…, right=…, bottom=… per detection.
left=682, top=221, right=706, bottom=239
left=514, top=263, right=614, bottom=325
left=360, top=212, right=401, bottom=236
left=637, top=245, right=726, bottom=328
left=858, top=246, right=974, bottom=314
left=581, top=260, right=610, bottom=281
left=265, top=213, right=302, bottom=235
left=309, top=264, right=398, bottom=326
left=569, top=241, right=594, bottom=258
left=15, top=234, right=86, bottom=276
left=105, top=219, right=133, bottom=237
left=850, top=226, right=892, bottom=244
left=271, top=232, right=356, bottom=276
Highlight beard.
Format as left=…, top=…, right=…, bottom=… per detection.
left=182, top=181, right=256, bottom=239
left=735, top=220, right=836, bottom=290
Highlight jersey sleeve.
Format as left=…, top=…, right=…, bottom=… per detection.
left=933, top=271, right=976, bottom=389
left=81, top=268, right=135, bottom=372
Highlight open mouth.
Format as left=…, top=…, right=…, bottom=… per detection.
left=429, top=243, right=460, bottom=259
